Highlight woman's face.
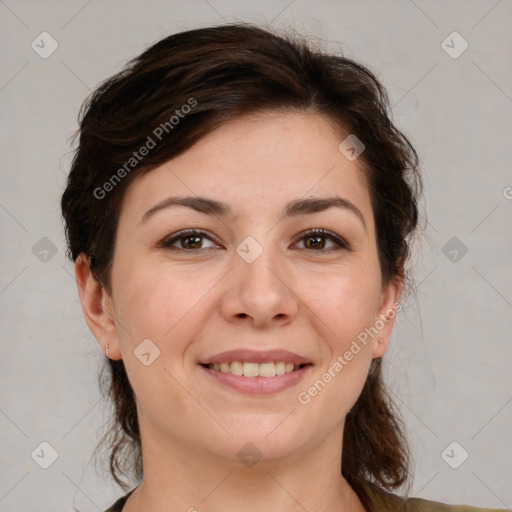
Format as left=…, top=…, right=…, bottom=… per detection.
left=83, top=111, right=400, bottom=466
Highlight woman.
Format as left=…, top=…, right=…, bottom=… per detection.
left=61, top=23, right=505, bottom=512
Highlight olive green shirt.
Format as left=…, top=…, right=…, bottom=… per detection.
left=104, top=481, right=508, bottom=511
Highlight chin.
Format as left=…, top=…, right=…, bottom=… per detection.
left=209, top=417, right=310, bottom=463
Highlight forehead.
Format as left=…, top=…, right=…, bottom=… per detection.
left=121, top=111, right=372, bottom=224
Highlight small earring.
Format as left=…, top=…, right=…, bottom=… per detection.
left=105, top=345, right=110, bottom=358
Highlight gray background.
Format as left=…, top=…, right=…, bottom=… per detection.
left=1, top=0, right=511, bottom=510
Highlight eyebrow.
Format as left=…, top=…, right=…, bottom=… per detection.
left=139, top=195, right=367, bottom=231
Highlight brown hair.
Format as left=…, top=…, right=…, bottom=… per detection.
left=61, top=22, right=420, bottom=494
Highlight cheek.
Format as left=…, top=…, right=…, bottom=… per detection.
left=113, top=259, right=220, bottom=351
left=111, top=263, right=207, bottom=427
left=307, top=266, right=381, bottom=346
left=296, top=272, right=377, bottom=422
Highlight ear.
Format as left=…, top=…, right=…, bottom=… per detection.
left=74, top=253, right=122, bottom=360
left=371, top=276, right=403, bottom=359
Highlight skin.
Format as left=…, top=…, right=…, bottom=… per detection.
left=75, top=111, right=401, bottom=512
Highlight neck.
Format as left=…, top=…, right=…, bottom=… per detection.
left=123, top=419, right=365, bottom=512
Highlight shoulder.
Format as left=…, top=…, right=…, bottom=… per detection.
left=357, top=481, right=508, bottom=512
left=104, top=482, right=508, bottom=512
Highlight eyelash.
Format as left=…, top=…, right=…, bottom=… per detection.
left=159, top=228, right=350, bottom=253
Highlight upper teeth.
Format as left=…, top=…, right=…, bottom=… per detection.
left=208, top=361, right=300, bottom=377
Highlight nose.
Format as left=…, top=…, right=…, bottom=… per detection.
left=219, top=246, right=299, bottom=329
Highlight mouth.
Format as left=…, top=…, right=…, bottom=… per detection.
left=198, top=349, right=313, bottom=394
left=200, top=361, right=310, bottom=377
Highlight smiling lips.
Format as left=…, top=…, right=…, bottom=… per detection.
left=199, top=349, right=313, bottom=393
left=206, top=361, right=301, bottom=378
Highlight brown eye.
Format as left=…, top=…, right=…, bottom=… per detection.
left=303, top=234, right=326, bottom=250
left=180, top=234, right=203, bottom=249
left=295, top=229, right=349, bottom=252
left=160, top=229, right=219, bottom=251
